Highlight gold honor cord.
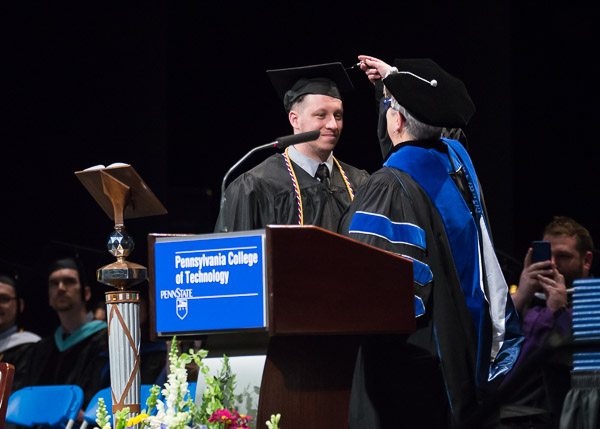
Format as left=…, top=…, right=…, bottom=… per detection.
left=283, top=148, right=354, bottom=225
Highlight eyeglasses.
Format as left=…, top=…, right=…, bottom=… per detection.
left=382, top=97, right=406, bottom=121
left=0, top=295, right=17, bottom=304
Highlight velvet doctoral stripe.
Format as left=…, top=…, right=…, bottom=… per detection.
left=384, top=139, right=485, bottom=330
left=383, top=138, right=522, bottom=385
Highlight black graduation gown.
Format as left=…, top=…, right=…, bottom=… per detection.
left=1, top=342, right=36, bottom=392
left=23, top=328, right=109, bottom=407
left=215, top=153, right=370, bottom=232
left=339, top=168, right=485, bottom=429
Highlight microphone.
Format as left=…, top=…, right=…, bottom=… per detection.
left=274, top=129, right=320, bottom=149
left=218, top=130, right=321, bottom=231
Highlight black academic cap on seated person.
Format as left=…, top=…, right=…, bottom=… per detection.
left=0, top=257, right=36, bottom=303
left=47, top=256, right=87, bottom=282
left=383, top=58, right=476, bottom=128
left=0, top=260, right=24, bottom=320
left=267, top=62, right=354, bottom=112
left=0, top=272, right=18, bottom=302
left=0, top=259, right=20, bottom=287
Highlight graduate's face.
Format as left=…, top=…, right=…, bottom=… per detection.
left=48, top=268, right=85, bottom=312
left=0, top=282, right=20, bottom=333
left=289, top=94, right=343, bottom=161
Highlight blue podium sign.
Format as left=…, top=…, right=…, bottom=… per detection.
left=153, top=231, right=267, bottom=335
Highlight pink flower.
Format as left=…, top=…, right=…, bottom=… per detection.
left=208, top=409, right=236, bottom=425
left=208, top=409, right=254, bottom=428
left=232, top=410, right=253, bottom=424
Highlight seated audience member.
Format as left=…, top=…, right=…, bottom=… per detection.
left=501, top=216, right=594, bottom=427
left=0, top=273, right=40, bottom=391
left=22, top=256, right=109, bottom=415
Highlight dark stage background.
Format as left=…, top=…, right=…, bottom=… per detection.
left=3, top=3, right=598, bottom=336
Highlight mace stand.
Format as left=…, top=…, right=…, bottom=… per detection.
left=106, top=290, right=142, bottom=415
left=100, top=235, right=146, bottom=426
left=75, top=164, right=167, bottom=426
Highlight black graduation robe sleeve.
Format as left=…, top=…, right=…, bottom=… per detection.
left=215, top=169, right=275, bottom=232
left=216, top=153, right=369, bottom=233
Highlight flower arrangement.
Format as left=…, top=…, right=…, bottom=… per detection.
left=95, top=337, right=280, bottom=429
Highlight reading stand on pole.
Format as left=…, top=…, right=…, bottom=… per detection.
left=75, top=164, right=167, bottom=424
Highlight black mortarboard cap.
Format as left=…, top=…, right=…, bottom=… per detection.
left=267, top=62, right=354, bottom=112
left=46, top=256, right=91, bottom=301
left=0, top=257, right=36, bottom=306
left=0, top=273, right=17, bottom=304
left=383, top=58, right=476, bottom=128
left=0, top=258, right=22, bottom=289
left=47, top=256, right=88, bottom=283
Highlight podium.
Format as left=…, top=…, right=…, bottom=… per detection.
left=148, top=225, right=415, bottom=429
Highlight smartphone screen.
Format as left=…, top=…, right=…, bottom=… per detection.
left=531, top=240, right=551, bottom=263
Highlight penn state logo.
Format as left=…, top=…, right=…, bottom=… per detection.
left=176, top=298, right=188, bottom=320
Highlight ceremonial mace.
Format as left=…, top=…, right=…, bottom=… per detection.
left=76, top=164, right=167, bottom=424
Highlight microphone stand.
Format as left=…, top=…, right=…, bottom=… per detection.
left=219, top=141, right=277, bottom=215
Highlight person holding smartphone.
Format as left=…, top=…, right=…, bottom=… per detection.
left=501, top=216, right=595, bottom=427
left=512, top=217, right=594, bottom=314
left=511, top=240, right=568, bottom=315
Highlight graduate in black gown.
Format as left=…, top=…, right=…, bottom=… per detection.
left=215, top=63, right=369, bottom=233
left=23, top=257, right=109, bottom=410
left=0, top=273, right=40, bottom=392
left=339, top=56, right=523, bottom=428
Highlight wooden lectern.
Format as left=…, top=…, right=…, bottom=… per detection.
left=149, top=225, right=415, bottom=429
left=259, top=225, right=414, bottom=429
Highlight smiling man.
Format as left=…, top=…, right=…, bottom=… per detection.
left=215, top=62, right=369, bottom=232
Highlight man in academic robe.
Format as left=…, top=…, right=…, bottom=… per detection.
left=339, top=56, right=523, bottom=428
left=215, top=62, right=369, bottom=233
left=0, top=273, right=40, bottom=392
left=22, top=257, right=109, bottom=417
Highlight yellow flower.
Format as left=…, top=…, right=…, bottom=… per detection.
left=127, top=413, right=148, bottom=427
